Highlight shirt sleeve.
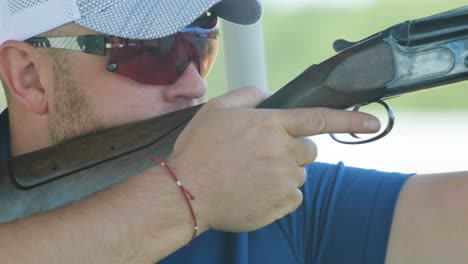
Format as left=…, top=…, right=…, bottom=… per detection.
left=275, top=162, right=413, bottom=264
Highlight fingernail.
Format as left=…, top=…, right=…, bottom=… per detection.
left=365, top=119, right=381, bottom=131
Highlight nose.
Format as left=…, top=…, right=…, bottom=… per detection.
left=162, top=63, right=207, bottom=103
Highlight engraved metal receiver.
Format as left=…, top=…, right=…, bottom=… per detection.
left=333, top=6, right=468, bottom=143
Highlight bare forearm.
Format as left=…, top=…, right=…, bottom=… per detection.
left=0, top=166, right=204, bottom=263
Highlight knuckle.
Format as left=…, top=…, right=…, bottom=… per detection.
left=308, top=109, right=329, bottom=134
left=298, top=168, right=307, bottom=187
left=296, top=138, right=318, bottom=166
left=302, top=137, right=317, bottom=152
left=243, top=86, right=269, bottom=99
left=294, top=189, right=304, bottom=206
left=288, top=190, right=304, bottom=213
left=306, top=140, right=318, bottom=162
left=206, top=97, right=226, bottom=109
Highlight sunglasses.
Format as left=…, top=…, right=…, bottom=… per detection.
left=25, top=14, right=220, bottom=86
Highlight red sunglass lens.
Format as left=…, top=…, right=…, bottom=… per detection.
left=108, top=23, right=219, bottom=85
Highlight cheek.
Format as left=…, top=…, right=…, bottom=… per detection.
left=67, top=55, right=167, bottom=127
left=93, top=78, right=166, bottom=123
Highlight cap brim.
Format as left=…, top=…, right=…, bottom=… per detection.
left=75, top=0, right=262, bottom=39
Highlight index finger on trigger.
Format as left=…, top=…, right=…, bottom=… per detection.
left=278, top=108, right=381, bottom=137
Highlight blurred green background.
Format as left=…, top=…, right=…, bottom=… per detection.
left=1, top=0, right=467, bottom=110
left=207, top=0, right=468, bottom=110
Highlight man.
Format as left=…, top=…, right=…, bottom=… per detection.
left=0, top=0, right=466, bottom=263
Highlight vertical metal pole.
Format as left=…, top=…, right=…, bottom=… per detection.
left=221, top=19, right=268, bottom=91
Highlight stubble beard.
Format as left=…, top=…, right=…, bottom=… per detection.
left=48, top=52, right=103, bottom=145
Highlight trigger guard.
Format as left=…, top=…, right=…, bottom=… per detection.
left=330, top=100, right=395, bottom=145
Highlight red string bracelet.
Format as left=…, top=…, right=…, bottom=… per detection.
left=150, top=157, right=198, bottom=244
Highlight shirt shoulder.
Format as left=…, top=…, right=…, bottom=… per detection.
left=277, top=162, right=413, bottom=264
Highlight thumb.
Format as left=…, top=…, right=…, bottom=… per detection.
left=212, top=86, right=271, bottom=108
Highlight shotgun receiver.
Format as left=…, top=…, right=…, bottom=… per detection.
left=2, top=6, right=468, bottom=221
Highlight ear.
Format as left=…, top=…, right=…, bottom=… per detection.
left=0, top=40, right=48, bottom=115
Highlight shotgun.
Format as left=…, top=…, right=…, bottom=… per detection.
left=2, top=6, right=468, bottom=222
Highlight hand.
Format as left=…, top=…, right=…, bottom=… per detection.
left=168, top=87, right=380, bottom=233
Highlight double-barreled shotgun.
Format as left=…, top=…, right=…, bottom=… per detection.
left=1, top=6, right=468, bottom=222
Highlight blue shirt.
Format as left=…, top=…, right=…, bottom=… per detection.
left=0, top=109, right=411, bottom=263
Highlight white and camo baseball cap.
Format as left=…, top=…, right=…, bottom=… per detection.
left=0, top=0, right=263, bottom=44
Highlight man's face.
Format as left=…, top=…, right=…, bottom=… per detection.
left=45, top=24, right=208, bottom=144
